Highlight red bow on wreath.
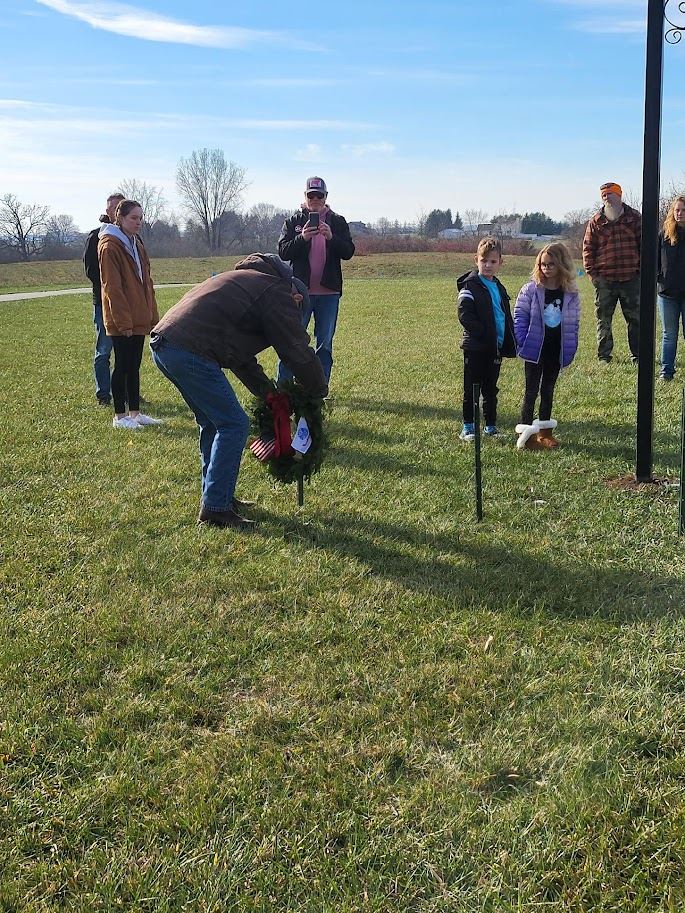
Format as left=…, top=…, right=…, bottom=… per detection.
left=265, top=390, right=293, bottom=457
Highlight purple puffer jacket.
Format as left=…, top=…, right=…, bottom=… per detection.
left=514, top=280, right=580, bottom=367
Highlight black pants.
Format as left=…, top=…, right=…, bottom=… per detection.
left=111, top=335, right=145, bottom=414
left=463, top=351, right=501, bottom=425
left=520, top=352, right=561, bottom=424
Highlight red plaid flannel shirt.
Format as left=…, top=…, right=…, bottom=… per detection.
left=582, top=205, right=641, bottom=281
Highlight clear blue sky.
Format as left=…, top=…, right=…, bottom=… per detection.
left=1, top=0, right=683, bottom=231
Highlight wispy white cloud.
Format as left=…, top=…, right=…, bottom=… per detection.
left=294, top=144, right=324, bottom=163
left=574, top=17, right=645, bottom=34
left=365, top=67, right=472, bottom=84
left=341, top=142, right=395, bottom=158
left=0, top=99, right=376, bottom=135
left=34, top=0, right=318, bottom=50
left=0, top=98, right=47, bottom=110
left=550, top=0, right=645, bottom=34
left=248, top=77, right=342, bottom=88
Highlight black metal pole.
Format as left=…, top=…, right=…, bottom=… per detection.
left=297, top=473, right=304, bottom=507
left=473, top=383, right=483, bottom=521
left=678, top=387, right=685, bottom=536
left=636, top=0, right=665, bottom=481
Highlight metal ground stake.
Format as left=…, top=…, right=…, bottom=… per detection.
left=473, top=383, right=483, bottom=522
left=678, top=387, right=685, bottom=536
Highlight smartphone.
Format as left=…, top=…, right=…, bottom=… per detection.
left=308, top=212, right=320, bottom=229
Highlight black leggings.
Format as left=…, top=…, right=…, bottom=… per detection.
left=111, top=335, right=145, bottom=414
left=520, top=353, right=561, bottom=424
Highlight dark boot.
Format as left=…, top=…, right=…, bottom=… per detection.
left=198, top=505, right=255, bottom=530
left=232, top=496, right=256, bottom=511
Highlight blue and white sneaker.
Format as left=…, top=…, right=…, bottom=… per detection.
left=484, top=425, right=500, bottom=436
left=459, top=423, right=476, bottom=442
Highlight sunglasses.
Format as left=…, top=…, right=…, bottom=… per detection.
left=306, top=192, right=325, bottom=200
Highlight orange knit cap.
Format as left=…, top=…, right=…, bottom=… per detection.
left=600, top=182, right=622, bottom=197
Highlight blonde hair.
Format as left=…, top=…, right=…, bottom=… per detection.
left=476, top=236, right=502, bottom=259
left=663, top=196, right=685, bottom=246
left=533, top=241, right=576, bottom=291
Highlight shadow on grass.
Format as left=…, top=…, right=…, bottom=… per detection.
left=277, top=510, right=683, bottom=623
left=562, top=420, right=681, bottom=469
left=344, top=396, right=458, bottom=423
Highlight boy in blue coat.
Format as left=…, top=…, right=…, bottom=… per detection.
left=457, top=237, right=516, bottom=441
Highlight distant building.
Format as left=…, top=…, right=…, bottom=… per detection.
left=348, top=221, right=371, bottom=235
left=478, top=218, right=523, bottom=237
left=438, top=228, right=465, bottom=239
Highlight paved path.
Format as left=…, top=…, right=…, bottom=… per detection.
left=0, top=283, right=191, bottom=302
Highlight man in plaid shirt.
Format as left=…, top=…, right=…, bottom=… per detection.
left=583, top=181, right=642, bottom=364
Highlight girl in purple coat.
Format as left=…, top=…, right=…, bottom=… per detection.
left=514, top=242, right=580, bottom=449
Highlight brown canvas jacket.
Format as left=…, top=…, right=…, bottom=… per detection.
left=152, top=255, right=328, bottom=398
left=98, top=234, right=159, bottom=336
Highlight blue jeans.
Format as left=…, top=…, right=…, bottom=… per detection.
left=150, top=338, right=249, bottom=512
left=658, top=294, right=685, bottom=378
left=93, top=297, right=113, bottom=400
left=277, top=293, right=339, bottom=384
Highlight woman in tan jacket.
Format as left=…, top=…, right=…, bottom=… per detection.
left=98, top=199, right=162, bottom=429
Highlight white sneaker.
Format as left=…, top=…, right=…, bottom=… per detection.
left=133, top=413, right=164, bottom=426
left=113, top=416, right=140, bottom=430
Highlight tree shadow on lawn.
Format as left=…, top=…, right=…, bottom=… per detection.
left=562, top=419, right=681, bottom=469
left=344, top=396, right=458, bottom=423
left=279, top=511, right=683, bottom=623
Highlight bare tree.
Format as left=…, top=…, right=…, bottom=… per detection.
left=660, top=176, right=685, bottom=223
left=463, top=209, right=488, bottom=234
left=244, top=202, right=287, bottom=252
left=116, top=179, right=168, bottom=242
left=45, top=213, right=79, bottom=247
left=0, top=194, right=50, bottom=261
left=176, top=149, right=248, bottom=252
left=41, top=213, right=82, bottom=259
left=562, top=208, right=594, bottom=257
left=374, top=217, right=392, bottom=237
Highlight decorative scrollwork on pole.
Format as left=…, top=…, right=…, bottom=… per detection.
left=665, top=0, right=685, bottom=43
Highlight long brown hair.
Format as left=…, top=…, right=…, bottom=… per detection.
left=663, top=196, right=685, bottom=246
left=532, top=241, right=576, bottom=292
left=114, top=199, right=142, bottom=226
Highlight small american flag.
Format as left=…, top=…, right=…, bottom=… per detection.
left=249, top=435, right=276, bottom=462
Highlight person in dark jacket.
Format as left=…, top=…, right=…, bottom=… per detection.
left=276, top=177, right=354, bottom=386
left=83, top=192, right=124, bottom=405
left=457, top=237, right=516, bottom=441
left=150, top=254, right=328, bottom=530
left=657, top=195, right=685, bottom=381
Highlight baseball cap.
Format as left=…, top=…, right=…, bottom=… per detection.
left=305, top=177, right=327, bottom=195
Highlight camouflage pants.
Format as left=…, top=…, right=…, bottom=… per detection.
left=592, top=276, right=640, bottom=360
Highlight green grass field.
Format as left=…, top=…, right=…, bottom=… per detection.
left=1, top=254, right=684, bottom=911
left=0, top=252, right=486, bottom=295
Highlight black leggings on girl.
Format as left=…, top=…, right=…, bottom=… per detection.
left=111, top=334, right=145, bottom=414
left=520, top=353, right=561, bottom=424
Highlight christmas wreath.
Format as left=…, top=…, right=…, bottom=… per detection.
left=249, top=381, right=330, bottom=487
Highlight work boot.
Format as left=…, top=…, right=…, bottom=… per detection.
left=232, top=496, right=256, bottom=511
left=198, top=505, right=255, bottom=530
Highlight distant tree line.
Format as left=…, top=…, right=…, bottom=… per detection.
left=2, top=154, right=684, bottom=262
